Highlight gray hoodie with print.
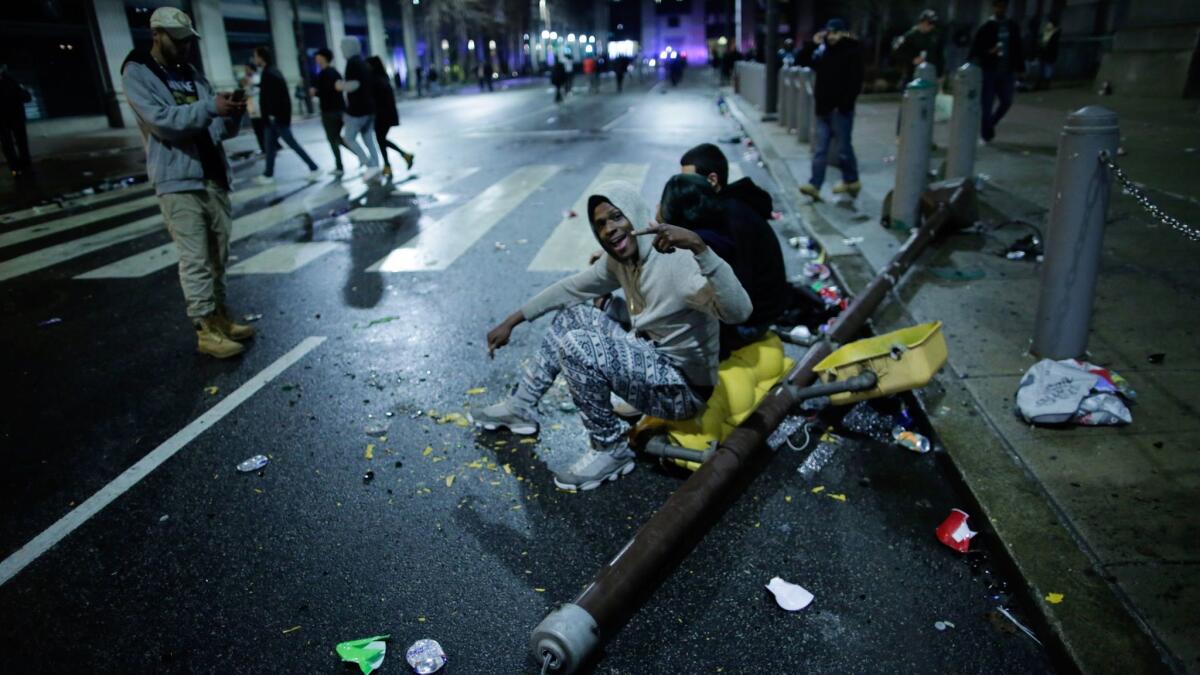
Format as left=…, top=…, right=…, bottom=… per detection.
left=520, top=181, right=752, bottom=387
left=121, top=48, right=239, bottom=196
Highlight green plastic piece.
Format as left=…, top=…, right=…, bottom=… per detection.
left=336, top=635, right=390, bottom=674
left=906, top=77, right=936, bottom=90
left=928, top=266, right=986, bottom=281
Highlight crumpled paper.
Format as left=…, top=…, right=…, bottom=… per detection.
left=765, top=576, right=814, bottom=611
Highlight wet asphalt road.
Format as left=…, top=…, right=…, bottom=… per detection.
left=0, top=71, right=1054, bottom=673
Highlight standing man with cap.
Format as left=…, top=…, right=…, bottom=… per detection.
left=970, top=0, right=1024, bottom=142
left=796, top=18, right=864, bottom=202
left=122, top=8, right=255, bottom=359
left=892, top=9, right=944, bottom=85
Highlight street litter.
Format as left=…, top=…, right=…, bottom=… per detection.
left=237, top=455, right=269, bottom=473
left=365, top=423, right=389, bottom=436
left=1016, top=359, right=1136, bottom=426
left=893, top=426, right=931, bottom=454
left=765, top=576, right=814, bottom=611
left=1003, top=234, right=1043, bottom=261
left=934, top=620, right=955, bottom=631
left=494, top=242, right=508, bottom=251
left=363, top=470, right=375, bottom=483
left=356, top=315, right=400, bottom=329
left=37, top=317, right=63, bottom=327
left=936, top=509, right=977, bottom=553
left=337, top=635, right=389, bottom=675
left=205, top=386, right=219, bottom=395
left=466, top=387, right=487, bottom=395
left=803, top=262, right=831, bottom=281
left=406, top=638, right=448, bottom=674
left=842, top=236, right=864, bottom=246
left=282, top=625, right=302, bottom=634
left=365, top=444, right=375, bottom=459
left=771, top=211, right=783, bottom=221
left=562, top=209, right=577, bottom=219
left=996, top=607, right=1042, bottom=645
left=788, top=235, right=813, bottom=249
left=1045, top=592, right=1064, bottom=604
left=1147, top=353, right=1165, bottom=365
left=242, top=313, right=263, bottom=322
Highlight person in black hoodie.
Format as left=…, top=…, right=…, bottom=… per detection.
left=679, top=143, right=793, bottom=353
left=970, top=0, right=1024, bottom=142
left=796, top=18, right=863, bottom=202
left=366, top=56, right=414, bottom=177
left=253, top=46, right=318, bottom=182
left=0, top=63, right=32, bottom=176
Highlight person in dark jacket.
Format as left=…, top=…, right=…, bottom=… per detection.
left=679, top=143, right=792, bottom=353
left=366, top=56, right=413, bottom=176
left=252, top=46, right=318, bottom=182
left=970, top=0, right=1024, bottom=142
left=1037, top=19, right=1061, bottom=89
left=796, top=18, right=863, bottom=202
left=309, top=48, right=355, bottom=175
left=892, top=9, right=944, bottom=83
left=551, top=61, right=567, bottom=102
left=0, top=63, right=32, bottom=176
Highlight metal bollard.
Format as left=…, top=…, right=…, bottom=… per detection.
left=777, top=66, right=790, bottom=129
left=795, top=67, right=813, bottom=143
left=945, top=64, right=982, bottom=181
left=785, top=68, right=800, bottom=131
left=1032, top=106, right=1120, bottom=358
left=890, top=78, right=937, bottom=230
left=915, top=60, right=938, bottom=84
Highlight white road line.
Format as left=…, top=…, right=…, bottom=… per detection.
left=0, top=335, right=327, bottom=587
left=368, top=164, right=560, bottom=272
left=76, top=178, right=366, bottom=279
left=0, top=183, right=157, bottom=226
left=0, top=193, right=160, bottom=249
left=229, top=241, right=339, bottom=274
left=389, top=167, right=480, bottom=196
left=728, top=162, right=745, bottom=183
left=601, top=107, right=635, bottom=132
left=527, top=163, right=649, bottom=272
left=0, top=182, right=285, bottom=282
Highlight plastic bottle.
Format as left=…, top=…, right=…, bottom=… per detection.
left=406, top=639, right=447, bottom=674
left=892, top=426, right=930, bottom=453
left=236, top=455, right=269, bottom=472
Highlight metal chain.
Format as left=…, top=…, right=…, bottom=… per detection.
left=1099, top=151, right=1200, bottom=242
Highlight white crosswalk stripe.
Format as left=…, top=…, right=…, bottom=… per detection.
left=0, top=183, right=156, bottom=226
left=527, top=163, right=649, bottom=272
left=229, top=242, right=340, bottom=275
left=0, top=182, right=287, bottom=282
left=0, top=194, right=162, bottom=249
left=75, top=178, right=367, bottom=279
left=368, top=164, right=560, bottom=272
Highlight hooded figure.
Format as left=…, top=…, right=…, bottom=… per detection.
left=474, top=181, right=752, bottom=492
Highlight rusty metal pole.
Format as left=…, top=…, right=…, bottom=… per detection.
left=530, top=182, right=973, bottom=674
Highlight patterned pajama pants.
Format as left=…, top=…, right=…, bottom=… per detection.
left=512, top=305, right=704, bottom=447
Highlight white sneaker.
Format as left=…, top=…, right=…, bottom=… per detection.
left=552, top=441, right=637, bottom=492
left=611, top=392, right=642, bottom=418
left=253, top=175, right=275, bottom=185
left=470, top=400, right=539, bottom=436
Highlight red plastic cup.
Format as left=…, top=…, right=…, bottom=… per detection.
left=936, top=508, right=977, bottom=553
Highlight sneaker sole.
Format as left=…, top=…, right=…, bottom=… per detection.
left=553, top=459, right=635, bottom=492
left=468, top=415, right=538, bottom=436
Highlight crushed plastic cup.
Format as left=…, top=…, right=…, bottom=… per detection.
left=893, top=426, right=931, bottom=453
left=406, top=638, right=447, bottom=674
left=237, top=455, right=269, bottom=472
left=936, top=508, right=977, bottom=553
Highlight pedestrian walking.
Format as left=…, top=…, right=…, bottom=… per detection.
left=551, top=60, right=567, bottom=103
left=253, top=46, right=319, bottom=183
left=121, top=7, right=254, bottom=359
left=583, top=55, right=597, bottom=93
left=614, top=55, right=630, bottom=92
left=473, top=181, right=750, bottom=492
left=241, top=62, right=266, bottom=153
left=970, top=0, right=1024, bottom=143
left=480, top=61, right=494, bottom=92
left=415, top=65, right=424, bottom=97
left=797, top=18, right=863, bottom=202
left=1037, top=19, right=1061, bottom=89
left=337, top=36, right=380, bottom=174
left=0, top=62, right=32, bottom=177
left=891, top=9, right=944, bottom=135
left=563, top=53, right=575, bottom=94
left=310, top=48, right=354, bottom=175
left=427, top=66, right=440, bottom=95
left=366, top=56, right=414, bottom=177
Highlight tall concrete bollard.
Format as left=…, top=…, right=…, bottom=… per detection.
left=889, top=78, right=937, bottom=230
left=1032, top=107, right=1120, bottom=359
left=794, top=68, right=813, bottom=143
left=946, top=64, right=982, bottom=180
left=777, top=66, right=791, bottom=130
left=915, top=60, right=938, bottom=84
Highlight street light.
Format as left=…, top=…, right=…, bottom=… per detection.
left=549, top=31, right=557, bottom=40
left=468, top=39, right=475, bottom=50
left=541, top=30, right=550, bottom=39
left=588, top=36, right=596, bottom=44
left=567, top=33, right=575, bottom=42
left=488, top=40, right=496, bottom=50
left=440, top=39, right=449, bottom=51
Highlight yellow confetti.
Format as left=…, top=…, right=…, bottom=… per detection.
left=466, top=387, right=487, bottom=395
left=828, top=493, right=847, bottom=502
left=364, top=444, right=375, bottom=459
left=422, top=446, right=433, bottom=456
left=281, top=625, right=302, bottom=635
left=785, top=495, right=793, bottom=503
left=417, top=616, right=426, bottom=623
left=550, top=423, right=564, bottom=430
left=519, top=438, right=537, bottom=444
left=204, top=386, right=219, bottom=395
left=431, top=456, right=445, bottom=463
left=503, top=463, right=513, bottom=474
left=534, top=588, right=546, bottom=593
left=512, top=505, right=523, bottom=510
left=467, top=460, right=484, bottom=469
left=445, top=475, right=455, bottom=487
left=811, top=486, right=826, bottom=494
left=254, top=488, right=264, bottom=494
left=494, top=441, right=507, bottom=446
left=1045, top=592, right=1064, bottom=604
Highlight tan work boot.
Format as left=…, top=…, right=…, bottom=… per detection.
left=195, top=316, right=245, bottom=359
left=832, top=180, right=862, bottom=197
left=799, top=183, right=823, bottom=202
left=214, top=305, right=256, bottom=341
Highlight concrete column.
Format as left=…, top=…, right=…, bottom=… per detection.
left=88, top=0, right=138, bottom=128
left=365, top=0, right=389, bottom=74
left=764, top=0, right=780, bottom=114
left=267, top=0, right=302, bottom=90
left=399, top=0, right=420, bottom=91
left=324, top=0, right=347, bottom=71
left=191, top=0, right=237, bottom=93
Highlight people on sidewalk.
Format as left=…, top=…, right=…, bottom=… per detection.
left=614, top=55, right=630, bottom=92
left=563, top=54, right=575, bottom=94
left=241, top=62, right=266, bottom=153
left=0, top=63, right=32, bottom=177
left=679, top=143, right=791, bottom=354
left=338, top=36, right=380, bottom=174
left=1037, top=19, right=1061, bottom=89
left=311, top=48, right=354, bottom=176
left=797, top=18, right=863, bottom=202
left=121, top=7, right=254, bottom=359
left=253, top=46, right=319, bottom=182
left=479, top=61, right=494, bottom=92
left=970, top=0, right=1024, bottom=142
left=366, top=56, right=414, bottom=177
left=473, top=181, right=751, bottom=492
left=892, top=9, right=944, bottom=85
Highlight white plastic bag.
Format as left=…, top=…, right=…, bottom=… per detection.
left=1015, top=359, right=1133, bottom=426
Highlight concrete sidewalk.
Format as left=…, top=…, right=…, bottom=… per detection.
left=726, top=85, right=1199, bottom=674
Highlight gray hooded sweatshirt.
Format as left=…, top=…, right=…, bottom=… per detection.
left=121, top=49, right=239, bottom=196
left=520, top=181, right=753, bottom=387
